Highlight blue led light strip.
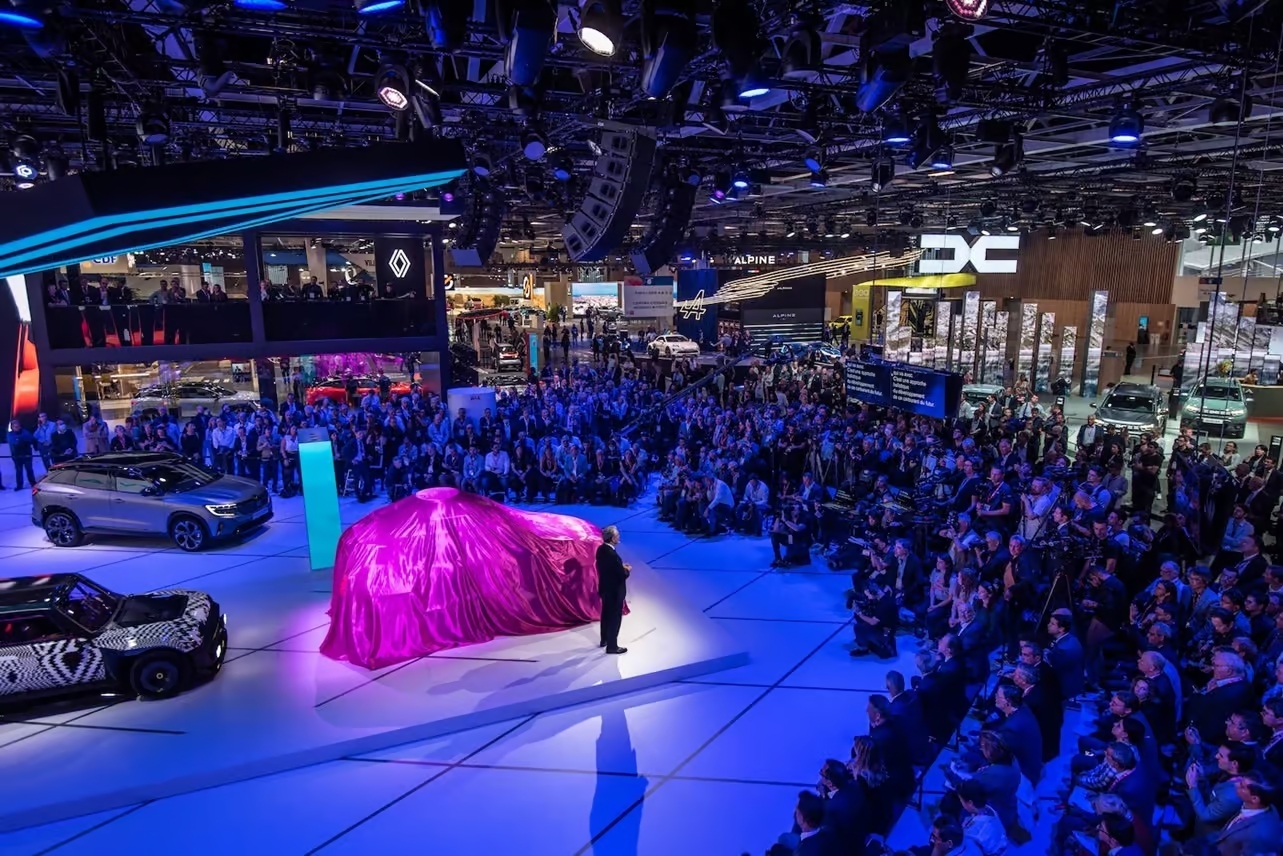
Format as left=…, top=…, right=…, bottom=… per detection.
left=0, top=181, right=456, bottom=280
left=0, top=168, right=463, bottom=263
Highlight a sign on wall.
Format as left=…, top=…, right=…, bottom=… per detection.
left=374, top=238, right=428, bottom=298
left=918, top=234, right=1020, bottom=274
left=622, top=275, right=674, bottom=318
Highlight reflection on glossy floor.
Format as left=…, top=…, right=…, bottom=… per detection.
left=0, top=487, right=922, bottom=856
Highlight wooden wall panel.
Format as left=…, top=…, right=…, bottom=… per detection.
left=974, top=231, right=1179, bottom=303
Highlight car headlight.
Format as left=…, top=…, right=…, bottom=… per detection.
left=1225, top=406, right=1246, bottom=417
left=205, top=503, right=239, bottom=517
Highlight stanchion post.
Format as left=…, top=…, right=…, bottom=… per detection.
left=297, top=426, right=342, bottom=571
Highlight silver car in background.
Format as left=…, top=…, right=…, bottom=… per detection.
left=32, top=453, right=273, bottom=551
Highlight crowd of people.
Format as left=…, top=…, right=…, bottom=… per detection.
left=7, top=321, right=1283, bottom=856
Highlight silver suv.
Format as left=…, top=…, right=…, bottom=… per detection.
left=32, top=452, right=273, bottom=552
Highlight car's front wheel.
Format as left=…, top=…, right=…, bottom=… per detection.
left=44, top=511, right=84, bottom=548
left=169, top=515, right=208, bottom=552
left=130, top=651, right=189, bottom=699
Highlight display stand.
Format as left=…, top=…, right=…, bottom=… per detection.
left=297, top=426, right=342, bottom=571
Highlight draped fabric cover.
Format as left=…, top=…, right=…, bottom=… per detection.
left=321, top=488, right=606, bottom=669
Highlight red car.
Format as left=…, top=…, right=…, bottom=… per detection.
left=305, top=376, right=412, bottom=406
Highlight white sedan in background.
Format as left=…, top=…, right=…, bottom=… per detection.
left=647, top=332, right=701, bottom=359
left=130, top=382, right=260, bottom=416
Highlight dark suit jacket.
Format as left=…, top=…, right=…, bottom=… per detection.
left=595, top=543, right=627, bottom=600
left=1213, top=806, right=1283, bottom=856
left=822, top=781, right=868, bottom=853
left=1000, top=705, right=1043, bottom=784
left=890, top=689, right=933, bottom=766
left=1046, top=633, right=1085, bottom=700
left=957, top=619, right=990, bottom=684
left=870, top=720, right=915, bottom=800
left=1023, top=683, right=1062, bottom=762
left=1187, top=679, right=1256, bottom=746
left=795, top=827, right=844, bottom=856
left=1110, top=768, right=1157, bottom=837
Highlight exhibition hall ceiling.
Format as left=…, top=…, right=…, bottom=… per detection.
left=1, top=1, right=1281, bottom=262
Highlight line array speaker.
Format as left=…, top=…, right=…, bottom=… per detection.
left=562, top=130, right=657, bottom=262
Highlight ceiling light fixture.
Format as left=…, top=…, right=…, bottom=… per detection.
left=871, top=156, right=895, bottom=192
left=578, top=0, right=624, bottom=56
left=0, top=0, right=43, bottom=28
left=930, top=144, right=954, bottom=171
left=640, top=0, right=697, bottom=99
left=375, top=60, right=411, bottom=111
left=945, top=0, right=990, bottom=20
left=810, top=168, right=829, bottom=188
left=1108, top=105, right=1144, bottom=145
left=521, top=127, right=547, bottom=161
left=355, top=0, right=404, bottom=14
left=234, top=0, right=288, bottom=9
left=881, top=113, right=911, bottom=145
left=712, top=0, right=771, bottom=100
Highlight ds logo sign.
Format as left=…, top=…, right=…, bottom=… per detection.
left=918, top=234, right=1020, bottom=274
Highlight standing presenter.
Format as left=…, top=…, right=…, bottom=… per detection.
left=596, top=525, right=629, bottom=654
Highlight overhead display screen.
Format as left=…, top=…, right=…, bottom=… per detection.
left=843, top=360, right=964, bottom=419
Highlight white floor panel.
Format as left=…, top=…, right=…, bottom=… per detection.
left=780, top=627, right=925, bottom=692
left=444, top=682, right=763, bottom=776
left=589, top=777, right=803, bottom=856
left=704, top=570, right=854, bottom=622
left=699, top=618, right=849, bottom=686
left=40, top=759, right=436, bottom=856
left=679, top=687, right=873, bottom=785
left=0, top=806, right=139, bottom=856
left=651, top=534, right=778, bottom=571
left=650, top=567, right=767, bottom=612
left=317, top=764, right=651, bottom=855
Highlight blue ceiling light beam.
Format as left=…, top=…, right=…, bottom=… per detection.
left=0, top=169, right=464, bottom=276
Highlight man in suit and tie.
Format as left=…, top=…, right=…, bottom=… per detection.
left=955, top=602, right=989, bottom=685
left=1045, top=609, right=1086, bottom=700
left=1214, top=772, right=1282, bottom=856
left=887, top=669, right=933, bottom=766
left=1188, top=651, right=1256, bottom=746
left=1097, top=813, right=1145, bottom=856
left=792, top=790, right=843, bottom=856
left=595, top=525, right=629, bottom=655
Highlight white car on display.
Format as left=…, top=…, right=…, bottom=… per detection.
left=130, top=381, right=260, bottom=417
left=647, top=332, right=701, bottom=359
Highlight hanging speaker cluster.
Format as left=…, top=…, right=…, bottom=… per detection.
left=450, top=177, right=507, bottom=267
left=631, top=166, right=696, bottom=275
left=562, top=130, right=657, bottom=262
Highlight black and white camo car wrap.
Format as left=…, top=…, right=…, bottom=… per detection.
left=0, top=590, right=211, bottom=696
left=94, top=590, right=212, bottom=655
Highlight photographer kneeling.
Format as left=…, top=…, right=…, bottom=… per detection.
left=852, top=581, right=899, bottom=659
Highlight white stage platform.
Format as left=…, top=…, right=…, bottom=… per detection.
left=0, top=515, right=746, bottom=833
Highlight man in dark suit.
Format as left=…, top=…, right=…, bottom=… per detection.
left=595, top=525, right=629, bottom=654
left=1263, top=697, right=1283, bottom=780
left=887, top=670, right=933, bottom=766
left=793, top=790, right=843, bottom=856
left=1098, top=812, right=1145, bottom=856
left=954, top=601, right=990, bottom=685
left=1187, top=651, right=1256, bottom=746
left=994, top=684, right=1043, bottom=784
left=1045, top=610, right=1085, bottom=700
left=868, top=694, right=915, bottom=801
left=1214, top=772, right=1282, bottom=856
left=1013, top=659, right=1061, bottom=763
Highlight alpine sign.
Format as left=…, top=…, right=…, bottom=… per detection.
left=918, top=234, right=1020, bottom=274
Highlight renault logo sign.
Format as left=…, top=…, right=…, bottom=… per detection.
left=388, top=248, right=412, bottom=279
left=918, top=234, right=1020, bottom=274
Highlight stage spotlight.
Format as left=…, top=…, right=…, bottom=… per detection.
left=579, top=0, right=623, bottom=56
left=680, top=164, right=702, bottom=186
left=549, top=153, right=573, bottom=182
left=640, top=0, right=697, bottom=99
left=803, top=146, right=824, bottom=174
left=521, top=127, right=547, bottom=161
left=136, top=107, right=170, bottom=145
left=785, top=220, right=797, bottom=238
left=932, top=25, right=971, bottom=104
left=235, top=0, right=287, bottom=8
left=500, top=0, right=556, bottom=88
left=710, top=169, right=732, bottom=201
left=355, top=0, right=404, bottom=14
left=909, top=213, right=923, bottom=229
left=1193, top=211, right=1208, bottom=223
left=1268, top=218, right=1281, bottom=233
left=1046, top=225, right=1058, bottom=240
left=712, top=0, right=771, bottom=100
left=731, top=166, right=750, bottom=190
left=809, top=169, right=829, bottom=188
left=1109, top=106, right=1144, bottom=145
left=882, top=113, right=911, bottom=145
left=1209, top=93, right=1253, bottom=126
left=980, top=200, right=997, bottom=217
left=780, top=16, right=821, bottom=80
left=989, top=136, right=1022, bottom=177
left=12, top=160, right=38, bottom=189
left=472, top=151, right=493, bottom=177
left=871, top=157, right=895, bottom=192
left=930, top=144, right=954, bottom=171
left=866, top=209, right=878, bottom=227
left=1171, top=175, right=1197, bottom=203
left=945, top=0, right=990, bottom=20
left=375, top=62, right=411, bottom=111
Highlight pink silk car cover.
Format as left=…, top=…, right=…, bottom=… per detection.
left=320, top=487, right=613, bottom=669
